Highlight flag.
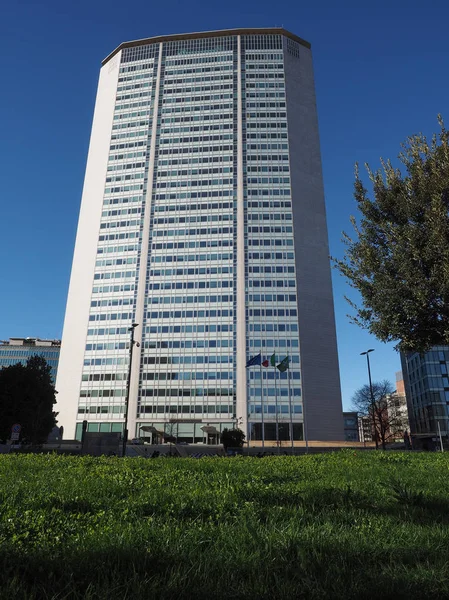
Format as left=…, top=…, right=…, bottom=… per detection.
left=262, top=358, right=269, bottom=367
left=246, top=353, right=262, bottom=368
left=270, top=353, right=276, bottom=367
left=277, top=356, right=290, bottom=372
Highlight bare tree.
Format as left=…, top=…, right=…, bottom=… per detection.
left=352, top=380, right=400, bottom=449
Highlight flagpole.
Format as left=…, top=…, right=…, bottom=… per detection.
left=287, top=358, right=293, bottom=450
left=260, top=362, right=265, bottom=450
left=300, top=364, right=309, bottom=453
left=274, top=360, right=279, bottom=452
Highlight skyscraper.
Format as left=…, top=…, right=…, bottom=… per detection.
left=56, top=28, right=343, bottom=443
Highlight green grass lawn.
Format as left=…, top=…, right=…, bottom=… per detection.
left=1, top=452, right=449, bottom=599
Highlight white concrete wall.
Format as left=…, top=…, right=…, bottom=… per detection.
left=236, top=36, right=248, bottom=436
left=127, top=43, right=163, bottom=440
left=284, top=42, right=344, bottom=441
left=55, top=53, right=121, bottom=439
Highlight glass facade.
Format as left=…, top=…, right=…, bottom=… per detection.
left=74, top=33, right=305, bottom=442
left=58, top=29, right=343, bottom=443
left=401, top=347, right=449, bottom=437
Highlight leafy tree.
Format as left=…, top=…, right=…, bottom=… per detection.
left=0, top=355, right=57, bottom=444
left=352, top=379, right=405, bottom=450
left=220, top=428, right=245, bottom=451
left=333, top=117, right=449, bottom=352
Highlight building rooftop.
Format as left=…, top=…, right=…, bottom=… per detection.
left=102, top=27, right=311, bottom=66
left=0, top=338, right=61, bottom=347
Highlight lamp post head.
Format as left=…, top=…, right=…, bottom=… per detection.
left=360, top=349, right=375, bottom=356
left=129, top=323, right=139, bottom=331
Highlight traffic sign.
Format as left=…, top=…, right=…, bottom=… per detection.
left=11, top=424, right=21, bottom=434
left=10, top=432, right=20, bottom=441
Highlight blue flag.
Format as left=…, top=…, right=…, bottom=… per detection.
left=246, top=353, right=262, bottom=368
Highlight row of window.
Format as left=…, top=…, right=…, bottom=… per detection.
left=159, top=144, right=233, bottom=155
left=109, top=140, right=147, bottom=152
left=82, top=373, right=127, bottom=381
left=154, top=189, right=234, bottom=200
left=247, top=309, right=297, bottom=317
left=116, top=90, right=152, bottom=102
left=93, top=272, right=135, bottom=281
left=89, top=298, right=134, bottom=308
left=247, top=187, right=292, bottom=198
left=157, top=167, right=232, bottom=177
left=249, top=280, right=295, bottom=288
left=100, top=220, right=140, bottom=229
left=107, top=161, right=146, bottom=171
left=98, top=232, right=140, bottom=242
left=96, top=258, right=137, bottom=267
left=105, top=172, right=145, bottom=183
left=103, top=195, right=142, bottom=206
left=152, top=240, right=232, bottom=251
left=152, top=214, right=232, bottom=225
left=165, top=65, right=233, bottom=76
left=114, top=110, right=151, bottom=120
left=248, top=252, right=294, bottom=260
left=149, top=266, right=232, bottom=277
left=164, top=55, right=232, bottom=67
left=247, top=238, right=294, bottom=246
left=247, top=215, right=292, bottom=222
left=80, top=389, right=126, bottom=397
left=141, top=372, right=233, bottom=381
left=137, top=405, right=233, bottom=414
left=144, top=326, right=232, bottom=336
left=160, top=124, right=233, bottom=136
left=158, top=157, right=232, bottom=168
left=162, top=93, right=233, bottom=104
left=159, top=134, right=233, bottom=145
left=142, top=355, right=233, bottom=364
left=92, top=284, right=135, bottom=293
left=248, top=323, right=298, bottom=332
left=142, top=339, right=232, bottom=349
left=249, top=404, right=302, bottom=414
left=104, top=184, right=143, bottom=194
left=154, top=202, right=233, bottom=213
left=87, top=327, right=133, bottom=336
left=84, top=358, right=127, bottom=365
left=164, top=75, right=233, bottom=86
left=102, top=209, right=141, bottom=218
left=98, top=245, right=139, bottom=254
left=149, top=280, right=232, bottom=290
left=85, top=343, right=129, bottom=351
left=151, top=252, right=233, bottom=263
left=153, top=228, right=235, bottom=239
left=112, top=120, right=149, bottom=131
left=248, top=227, right=293, bottom=234
left=247, top=294, right=297, bottom=302
left=140, top=387, right=234, bottom=397
left=161, top=103, right=233, bottom=115
left=249, top=339, right=299, bottom=348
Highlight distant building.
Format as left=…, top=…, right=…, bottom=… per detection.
left=401, top=347, right=449, bottom=448
left=343, top=411, right=359, bottom=442
left=385, top=372, right=410, bottom=442
left=358, top=415, right=373, bottom=443
left=0, top=338, right=61, bottom=383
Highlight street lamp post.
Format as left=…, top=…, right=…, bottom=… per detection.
left=360, top=349, right=378, bottom=450
left=122, top=323, right=139, bottom=457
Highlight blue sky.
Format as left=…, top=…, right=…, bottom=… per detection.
left=1, top=0, right=447, bottom=409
